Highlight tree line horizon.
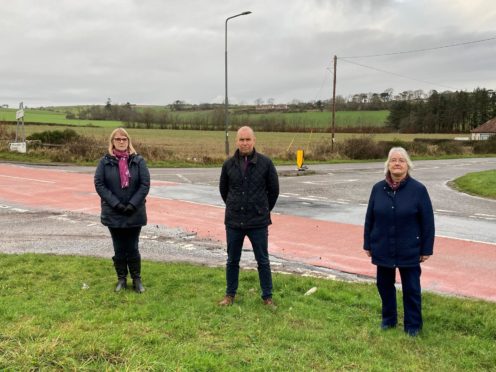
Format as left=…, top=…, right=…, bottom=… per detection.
left=60, top=87, right=494, bottom=134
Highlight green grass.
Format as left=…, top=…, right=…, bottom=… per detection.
left=1, top=107, right=389, bottom=129
left=240, top=110, right=390, bottom=128
left=0, top=108, right=123, bottom=127
left=452, top=170, right=496, bottom=199
left=0, top=254, right=495, bottom=370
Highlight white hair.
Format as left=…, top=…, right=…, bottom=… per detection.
left=384, top=147, right=413, bottom=175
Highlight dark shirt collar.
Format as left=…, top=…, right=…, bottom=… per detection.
left=235, top=148, right=257, bottom=163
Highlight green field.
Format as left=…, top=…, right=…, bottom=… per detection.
left=2, top=124, right=462, bottom=154
left=0, top=108, right=123, bottom=127
left=0, top=253, right=494, bottom=370
left=0, top=106, right=480, bottom=166
left=0, top=107, right=389, bottom=129
left=236, top=110, right=389, bottom=127
left=0, top=122, right=469, bottom=167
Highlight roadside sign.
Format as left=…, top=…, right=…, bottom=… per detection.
left=9, top=142, right=27, bottom=153
left=15, top=101, right=26, bottom=143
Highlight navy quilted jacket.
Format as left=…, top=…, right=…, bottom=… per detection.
left=364, top=176, right=435, bottom=267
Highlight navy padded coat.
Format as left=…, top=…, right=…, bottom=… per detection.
left=364, top=176, right=435, bottom=267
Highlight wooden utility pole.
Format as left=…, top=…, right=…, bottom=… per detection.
left=331, top=55, right=337, bottom=152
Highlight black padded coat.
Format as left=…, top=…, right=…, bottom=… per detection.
left=219, top=149, right=279, bottom=229
left=94, top=153, right=150, bottom=228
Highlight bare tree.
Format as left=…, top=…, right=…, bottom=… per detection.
left=254, top=98, right=264, bottom=106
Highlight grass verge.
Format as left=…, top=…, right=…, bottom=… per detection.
left=452, top=170, right=496, bottom=199
left=0, top=254, right=495, bottom=370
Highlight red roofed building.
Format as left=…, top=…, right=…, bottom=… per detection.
left=471, top=117, right=496, bottom=140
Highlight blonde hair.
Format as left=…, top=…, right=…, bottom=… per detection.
left=384, top=146, right=413, bottom=175
left=108, top=128, right=137, bottom=155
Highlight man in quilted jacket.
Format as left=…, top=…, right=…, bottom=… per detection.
left=218, top=126, right=279, bottom=307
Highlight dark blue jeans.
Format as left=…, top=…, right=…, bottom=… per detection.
left=376, top=265, right=422, bottom=332
left=225, top=226, right=273, bottom=300
left=108, top=227, right=141, bottom=261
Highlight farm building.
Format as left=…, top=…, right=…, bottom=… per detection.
left=471, top=117, right=496, bottom=140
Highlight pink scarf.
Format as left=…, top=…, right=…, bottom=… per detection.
left=113, top=149, right=130, bottom=188
left=386, top=172, right=407, bottom=191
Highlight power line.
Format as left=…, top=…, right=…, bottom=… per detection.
left=314, top=67, right=332, bottom=102
left=340, top=35, right=496, bottom=59
left=338, top=58, right=459, bottom=90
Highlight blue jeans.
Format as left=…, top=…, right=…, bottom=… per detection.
left=376, top=265, right=422, bottom=332
left=225, top=226, right=273, bottom=300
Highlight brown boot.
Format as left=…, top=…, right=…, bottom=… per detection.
left=218, top=295, right=234, bottom=306
left=263, top=297, right=277, bottom=309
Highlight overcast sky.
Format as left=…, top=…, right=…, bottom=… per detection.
left=1, top=0, right=495, bottom=107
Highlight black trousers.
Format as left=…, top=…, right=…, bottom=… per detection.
left=376, top=265, right=422, bottom=332
left=108, top=227, right=141, bottom=260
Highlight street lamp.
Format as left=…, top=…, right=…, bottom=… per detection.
left=224, top=11, right=252, bottom=157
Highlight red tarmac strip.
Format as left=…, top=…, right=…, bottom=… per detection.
left=1, top=163, right=495, bottom=302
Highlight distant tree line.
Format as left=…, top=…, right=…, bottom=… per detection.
left=387, top=88, right=496, bottom=133
left=67, top=101, right=139, bottom=122
left=66, top=88, right=496, bottom=133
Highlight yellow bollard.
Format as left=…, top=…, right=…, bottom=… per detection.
left=296, top=149, right=304, bottom=170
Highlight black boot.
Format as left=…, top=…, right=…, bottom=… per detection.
left=128, top=257, right=145, bottom=293
left=112, top=256, right=128, bottom=292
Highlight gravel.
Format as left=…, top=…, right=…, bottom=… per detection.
left=0, top=206, right=370, bottom=283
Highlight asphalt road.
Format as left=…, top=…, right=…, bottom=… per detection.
left=144, top=158, right=496, bottom=243
left=17, top=157, right=496, bottom=243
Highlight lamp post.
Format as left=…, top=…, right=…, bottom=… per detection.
left=224, top=11, right=252, bottom=157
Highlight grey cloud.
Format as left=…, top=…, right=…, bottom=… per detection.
left=0, top=0, right=494, bottom=106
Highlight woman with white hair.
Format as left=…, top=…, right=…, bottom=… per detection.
left=363, top=147, right=435, bottom=336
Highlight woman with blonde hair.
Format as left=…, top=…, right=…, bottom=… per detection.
left=94, top=128, right=150, bottom=293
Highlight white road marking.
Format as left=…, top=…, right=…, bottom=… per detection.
left=436, top=234, right=496, bottom=246
left=176, top=174, right=192, bottom=183
left=11, top=208, right=28, bottom=213
left=469, top=215, right=496, bottom=220
left=302, top=181, right=328, bottom=185
left=475, top=213, right=496, bottom=218
left=302, top=179, right=358, bottom=185
left=0, top=175, right=55, bottom=183
left=307, top=195, right=329, bottom=200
